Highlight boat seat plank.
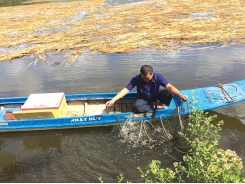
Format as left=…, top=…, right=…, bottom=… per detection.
left=85, top=103, right=107, bottom=115
left=66, top=101, right=85, bottom=117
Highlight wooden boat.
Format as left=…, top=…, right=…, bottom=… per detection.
left=1, top=79, right=245, bottom=132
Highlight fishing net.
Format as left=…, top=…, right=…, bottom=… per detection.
left=115, top=100, right=191, bottom=147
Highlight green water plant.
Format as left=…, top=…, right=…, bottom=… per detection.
left=138, top=96, right=245, bottom=182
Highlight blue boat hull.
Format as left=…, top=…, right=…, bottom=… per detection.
left=1, top=79, right=245, bottom=132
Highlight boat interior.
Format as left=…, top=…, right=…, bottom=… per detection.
left=66, top=99, right=135, bottom=117
left=0, top=99, right=136, bottom=121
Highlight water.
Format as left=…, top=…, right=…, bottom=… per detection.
left=0, top=43, right=245, bottom=182
left=1, top=0, right=245, bottom=178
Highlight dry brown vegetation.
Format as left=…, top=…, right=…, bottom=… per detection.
left=0, top=0, right=244, bottom=63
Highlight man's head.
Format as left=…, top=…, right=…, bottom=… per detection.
left=140, top=65, right=154, bottom=83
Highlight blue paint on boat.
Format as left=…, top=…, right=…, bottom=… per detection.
left=0, top=79, right=245, bottom=132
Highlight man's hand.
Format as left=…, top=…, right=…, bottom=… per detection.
left=166, top=83, right=188, bottom=102
left=105, top=88, right=129, bottom=107
left=179, top=93, right=188, bottom=101
left=106, top=100, right=115, bottom=106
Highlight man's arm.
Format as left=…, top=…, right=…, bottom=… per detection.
left=165, top=83, right=188, bottom=101
left=105, top=88, right=130, bottom=106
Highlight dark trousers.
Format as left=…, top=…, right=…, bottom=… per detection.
left=132, top=89, right=173, bottom=113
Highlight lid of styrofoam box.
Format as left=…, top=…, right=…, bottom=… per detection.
left=21, top=92, right=65, bottom=110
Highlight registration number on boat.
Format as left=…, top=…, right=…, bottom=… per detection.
left=71, top=116, right=102, bottom=122
left=0, top=122, right=8, bottom=126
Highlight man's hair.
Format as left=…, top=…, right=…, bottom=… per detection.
left=140, top=65, right=153, bottom=76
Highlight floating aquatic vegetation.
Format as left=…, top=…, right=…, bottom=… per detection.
left=0, top=0, right=245, bottom=63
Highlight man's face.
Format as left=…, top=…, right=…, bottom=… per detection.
left=141, top=73, right=153, bottom=83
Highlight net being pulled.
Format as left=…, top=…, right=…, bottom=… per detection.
left=115, top=100, right=191, bottom=146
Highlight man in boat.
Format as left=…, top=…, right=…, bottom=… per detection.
left=105, top=65, right=188, bottom=113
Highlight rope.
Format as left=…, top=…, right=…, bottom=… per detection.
left=216, top=83, right=235, bottom=102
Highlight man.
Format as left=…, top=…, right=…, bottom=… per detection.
left=105, top=65, right=188, bottom=113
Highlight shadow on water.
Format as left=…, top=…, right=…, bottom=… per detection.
left=0, top=131, right=62, bottom=181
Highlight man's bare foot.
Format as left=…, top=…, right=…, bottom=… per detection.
left=154, top=103, right=166, bottom=109
left=156, top=105, right=166, bottom=108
